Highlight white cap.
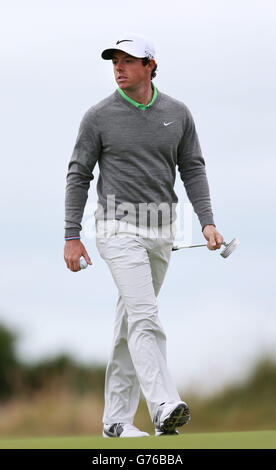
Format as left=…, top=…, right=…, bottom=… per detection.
left=101, top=33, right=155, bottom=60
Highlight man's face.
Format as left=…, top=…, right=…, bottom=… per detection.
left=112, top=50, right=154, bottom=91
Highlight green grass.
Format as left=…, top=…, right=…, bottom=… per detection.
left=0, top=430, right=275, bottom=449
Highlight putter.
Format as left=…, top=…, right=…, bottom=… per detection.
left=172, top=238, right=240, bottom=258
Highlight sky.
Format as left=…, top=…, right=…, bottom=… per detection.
left=0, top=0, right=276, bottom=396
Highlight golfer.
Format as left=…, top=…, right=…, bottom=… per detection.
left=64, top=34, right=223, bottom=438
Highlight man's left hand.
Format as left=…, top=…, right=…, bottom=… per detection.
left=203, top=225, right=224, bottom=250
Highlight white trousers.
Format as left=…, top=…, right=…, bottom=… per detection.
left=96, top=220, right=181, bottom=424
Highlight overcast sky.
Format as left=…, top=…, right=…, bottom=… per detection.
left=1, top=0, right=276, bottom=396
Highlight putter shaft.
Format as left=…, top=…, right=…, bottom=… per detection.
left=172, top=239, right=239, bottom=259
left=172, top=242, right=227, bottom=251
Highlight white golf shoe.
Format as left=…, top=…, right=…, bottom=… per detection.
left=103, top=423, right=150, bottom=438
left=153, top=401, right=190, bottom=434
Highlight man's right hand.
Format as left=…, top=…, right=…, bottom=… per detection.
left=64, top=239, right=92, bottom=272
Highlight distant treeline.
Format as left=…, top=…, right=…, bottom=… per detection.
left=183, top=357, right=276, bottom=432
left=1, top=322, right=276, bottom=433
left=0, top=322, right=106, bottom=400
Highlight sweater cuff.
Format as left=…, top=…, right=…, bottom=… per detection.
left=199, top=215, right=216, bottom=232
left=64, top=228, right=81, bottom=240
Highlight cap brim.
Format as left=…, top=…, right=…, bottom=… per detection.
left=101, top=48, right=119, bottom=60
left=101, top=46, right=146, bottom=60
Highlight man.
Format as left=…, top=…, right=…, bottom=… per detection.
left=64, top=34, right=223, bottom=438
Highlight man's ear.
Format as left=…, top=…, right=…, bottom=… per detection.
left=148, top=59, right=156, bottom=72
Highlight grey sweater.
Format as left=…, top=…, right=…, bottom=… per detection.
left=64, top=88, right=215, bottom=239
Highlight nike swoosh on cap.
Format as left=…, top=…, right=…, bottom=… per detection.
left=116, top=39, right=134, bottom=45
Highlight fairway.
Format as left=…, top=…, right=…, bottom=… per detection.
left=0, top=430, right=275, bottom=449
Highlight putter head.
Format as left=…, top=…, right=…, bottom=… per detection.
left=220, top=238, right=240, bottom=258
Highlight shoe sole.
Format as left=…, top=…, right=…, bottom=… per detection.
left=155, top=430, right=179, bottom=436
left=102, top=430, right=149, bottom=438
left=160, top=403, right=190, bottom=433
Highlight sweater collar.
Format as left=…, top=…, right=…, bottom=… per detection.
left=117, top=82, right=158, bottom=110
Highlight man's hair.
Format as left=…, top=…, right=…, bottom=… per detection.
left=142, top=57, right=157, bottom=79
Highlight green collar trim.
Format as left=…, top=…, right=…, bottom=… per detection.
left=117, top=82, right=157, bottom=110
